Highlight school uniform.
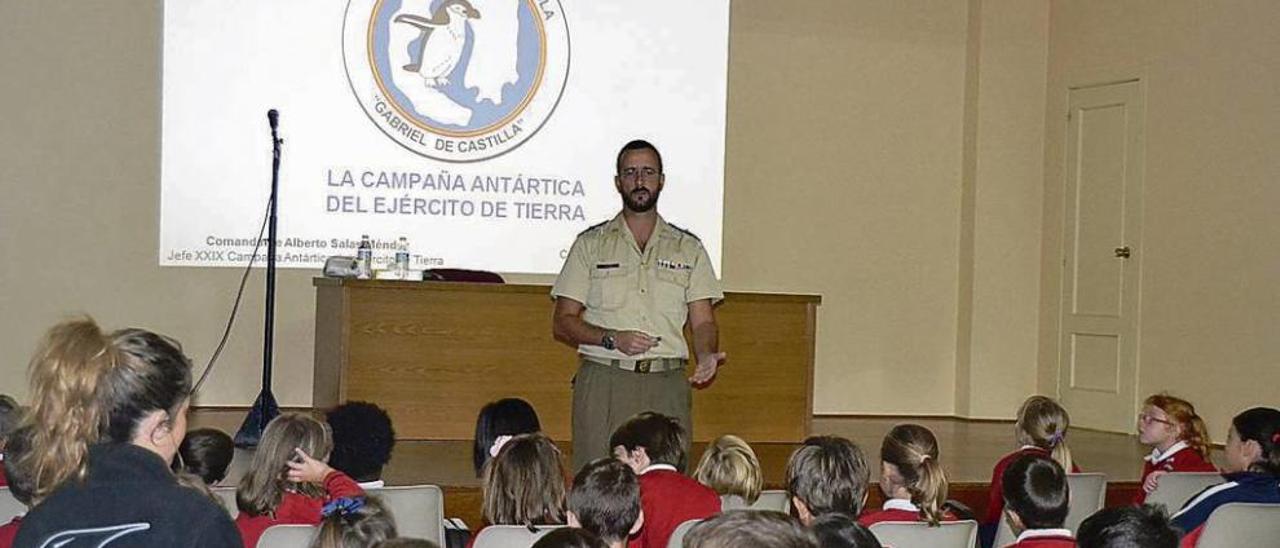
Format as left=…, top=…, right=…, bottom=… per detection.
left=1170, top=471, right=1280, bottom=547
left=1133, top=441, right=1217, bottom=504
left=858, top=498, right=957, bottom=527
left=1003, top=528, right=1075, bottom=547
left=0, top=517, right=20, bottom=548
left=629, top=464, right=720, bottom=548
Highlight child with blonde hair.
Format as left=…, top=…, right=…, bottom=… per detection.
left=1133, top=393, right=1216, bottom=504
left=693, top=434, right=763, bottom=509
left=981, top=396, right=1079, bottom=542
left=235, top=412, right=365, bottom=548
left=859, top=424, right=955, bottom=527
left=311, top=495, right=398, bottom=548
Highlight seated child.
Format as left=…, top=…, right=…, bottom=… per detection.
left=235, top=412, right=365, bottom=548
left=1000, top=454, right=1074, bottom=547
left=810, top=513, right=882, bottom=548
left=786, top=435, right=870, bottom=525
left=327, top=401, right=397, bottom=489
left=473, top=398, right=541, bottom=477
left=610, top=412, right=719, bottom=548
left=684, top=510, right=817, bottom=548
left=471, top=433, right=567, bottom=547
left=693, top=434, right=763, bottom=510
left=859, top=424, right=955, bottom=527
left=984, top=395, right=1080, bottom=542
left=568, top=458, right=643, bottom=548
left=175, top=427, right=235, bottom=486
left=1134, top=394, right=1216, bottom=504
left=311, top=495, right=397, bottom=548
left=0, top=426, right=33, bottom=548
left=1077, top=505, right=1177, bottom=548
left=531, top=528, right=609, bottom=548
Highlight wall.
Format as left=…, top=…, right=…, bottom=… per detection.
left=0, top=0, right=990, bottom=415
left=1040, top=0, right=1280, bottom=440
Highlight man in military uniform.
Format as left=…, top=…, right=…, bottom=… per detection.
left=552, top=139, right=725, bottom=470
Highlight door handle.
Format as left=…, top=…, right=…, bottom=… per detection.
left=1114, top=246, right=1131, bottom=258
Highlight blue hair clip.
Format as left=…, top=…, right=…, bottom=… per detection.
left=322, top=496, right=365, bottom=518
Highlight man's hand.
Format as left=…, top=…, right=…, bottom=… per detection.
left=615, top=330, right=659, bottom=355
left=690, top=351, right=726, bottom=386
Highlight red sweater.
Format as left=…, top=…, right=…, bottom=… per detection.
left=628, top=467, right=720, bottom=548
left=234, top=470, right=363, bottom=548
left=1133, top=442, right=1216, bottom=504
left=0, top=461, right=9, bottom=488
left=858, top=499, right=957, bottom=527
left=1003, top=529, right=1075, bottom=547
left=0, top=517, right=19, bottom=548
left=984, top=447, right=1081, bottom=525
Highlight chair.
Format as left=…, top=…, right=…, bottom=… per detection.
left=868, top=520, right=978, bottom=548
left=367, top=485, right=446, bottom=547
left=993, top=473, right=1107, bottom=546
left=471, top=525, right=565, bottom=548
left=256, top=524, right=317, bottom=548
left=212, top=486, right=239, bottom=518
left=0, top=489, right=25, bottom=524
left=667, top=518, right=703, bottom=548
left=1144, top=472, right=1222, bottom=514
left=1194, top=502, right=1280, bottom=547
left=748, top=490, right=790, bottom=512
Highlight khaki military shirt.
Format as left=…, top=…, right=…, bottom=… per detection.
left=552, top=213, right=723, bottom=361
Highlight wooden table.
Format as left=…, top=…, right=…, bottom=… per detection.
left=313, top=278, right=820, bottom=442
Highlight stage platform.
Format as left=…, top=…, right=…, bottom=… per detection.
left=194, top=413, right=1196, bottom=528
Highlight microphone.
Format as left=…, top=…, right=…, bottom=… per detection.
left=267, top=109, right=279, bottom=131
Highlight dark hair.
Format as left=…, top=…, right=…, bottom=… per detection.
left=530, top=527, right=609, bottom=548
left=685, top=510, right=817, bottom=548
left=3, top=426, right=36, bottom=506
left=327, top=401, right=397, bottom=482
left=1077, top=505, right=1177, bottom=548
left=21, top=319, right=193, bottom=502
left=609, top=412, right=687, bottom=471
left=569, top=458, right=641, bottom=544
left=1001, top=454, right=1069, bottom=530
left=474, top=398, right=542, bottom=476
left=1231, top=406, right=1280, bottom=475
left=810, top=513, right=883, bottom=548
left=312, top=495, right=398, bottom=548
left=0, top=395, right=21, bottom=443
left=175, top=427, right=234, bottom=485
left=786, top=436, right=870, bottom=518
left=615, top=140, right=663, bottom=174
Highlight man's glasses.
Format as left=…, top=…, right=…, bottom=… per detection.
left=619, top=167, right=661, bottom=182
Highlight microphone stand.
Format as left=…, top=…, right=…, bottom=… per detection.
left=235, top=109, right=283, bottom=447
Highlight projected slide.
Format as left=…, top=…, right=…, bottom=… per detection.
left=160, top=0, right=729, bottom=274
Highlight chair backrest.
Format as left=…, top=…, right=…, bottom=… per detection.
left=1064, top=473, right=1106, bottom=532
left=992, top=472, right=1107, bottom=546
left=667, top=519, right=703, bottom=548
left=1144, top=472, right=1222, bottom=514
left=472, top=525, right=565, bottom=548
left=367, top=485, right=446, bottom=547
left=212, top=486, right=239, bottom=518
left=0, top=489, right=25, bottom=524
left=1194, top=502, right=1280, bottom=548
left=256, top=524, right=317, bottom=548
left=748, top=490, right=790, bottom=512
left=868, top=520, right=978, bottom=548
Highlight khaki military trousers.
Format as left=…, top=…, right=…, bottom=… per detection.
left=571, top=358, right=691, bottom=472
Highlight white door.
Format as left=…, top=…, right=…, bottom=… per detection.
left=1058, top=80, right=1145, bottom=433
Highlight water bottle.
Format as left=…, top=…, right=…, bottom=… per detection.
left=395, top=236, right=410, bottom=278
left=356, top=234, right=372, bottom=279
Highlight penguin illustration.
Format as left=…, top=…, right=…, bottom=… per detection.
left=394, top=0, right=482, bottom=88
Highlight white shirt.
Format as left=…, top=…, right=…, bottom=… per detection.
left=881, top=498, right=920, bottom=512
left=1015, top=528, right=1074, bottom=542
left=1146, top=440, right=1190, bottom=464
left=640, top=463, right=678, bottom=475
left=357, top=479, right=385, bottom=490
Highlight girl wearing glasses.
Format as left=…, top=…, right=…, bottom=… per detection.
left=1134, top=393, right=1216, bottom=504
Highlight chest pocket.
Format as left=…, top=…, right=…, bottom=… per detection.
left=654, top=267, right=691, bottom=302
left=588, top=264, right=631, bottom=310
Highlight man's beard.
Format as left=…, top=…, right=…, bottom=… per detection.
left=621, top=187, right=659, bottom=213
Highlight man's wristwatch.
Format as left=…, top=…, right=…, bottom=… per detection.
left=601, top=330, right=617, bottom=350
